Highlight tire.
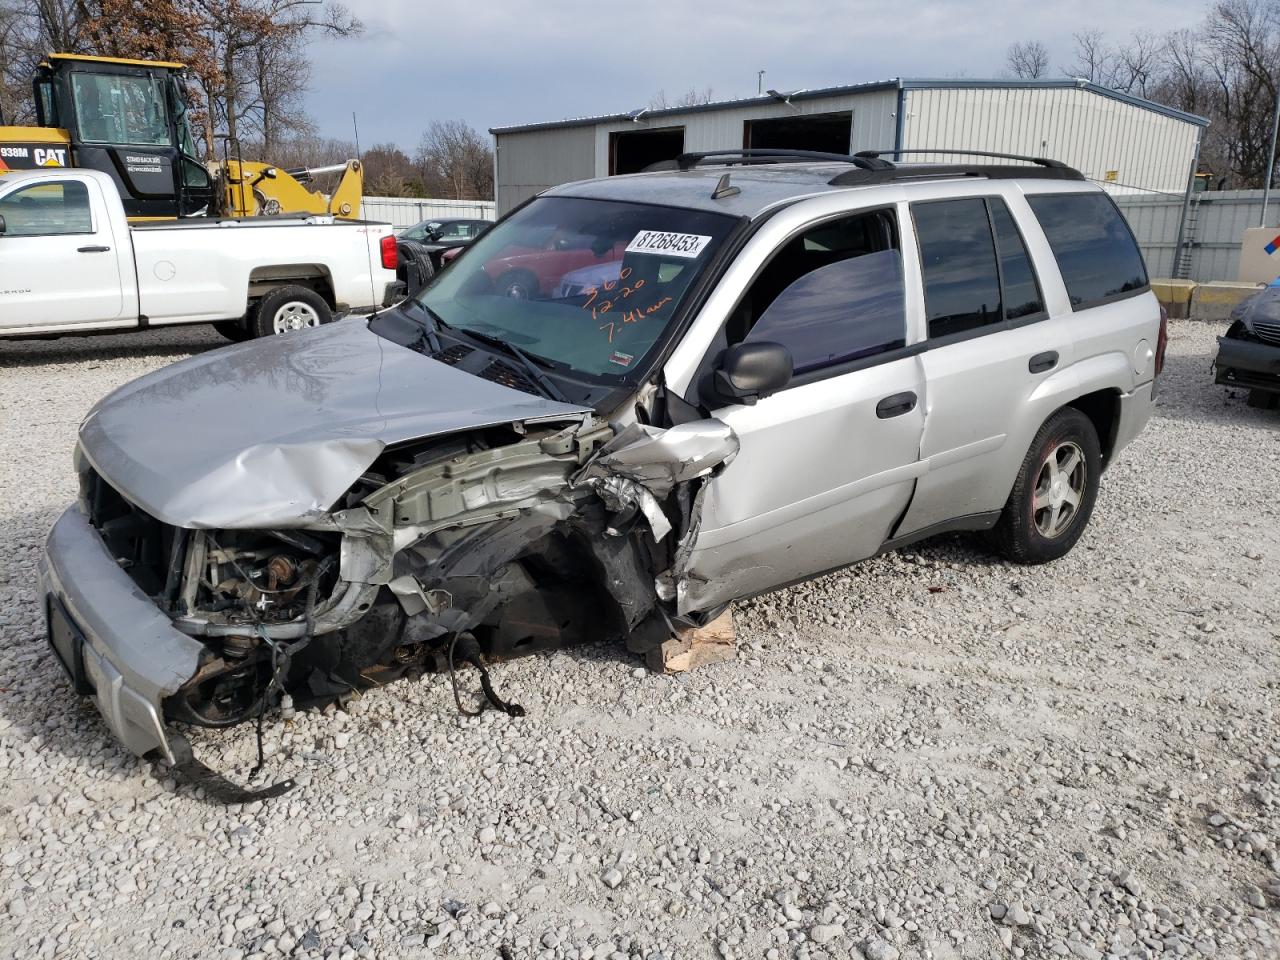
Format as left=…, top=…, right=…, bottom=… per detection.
left=991, top=407, right=1102, bottom=565
left=213, top=318, right=251, bottom=342
left=250, top=285, right=333, bottom=338
left=496, top=269, right=539, bottom=300
left=397, top=241, right=435, bottom=297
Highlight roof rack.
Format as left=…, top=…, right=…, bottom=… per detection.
left=853, top=148, right=1071, bottom=169
left=827, top=150, right=1083, bottom=186
left=644, top=149, right=895, bottom=172
left=639, top=147, right=1085, bottom=186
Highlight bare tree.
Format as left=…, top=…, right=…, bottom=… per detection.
left=1066, top=29, right=1120, bottom=85
left=237, top=28, right=316, bottom=155
left=1006, top=41, right=1050, bottom=79
left=415, top=120, right=493, bottom=200
left=1113, top=32, right=1163, bottom=96
left=187, top=0, right=361, bottom=154
left=649, top=87, right=715, bottom=110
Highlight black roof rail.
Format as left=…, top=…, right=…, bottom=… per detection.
left=644, top=149, right=895, bottom=172
left=827, top=163, right=1085, bottom=187
left=854, top=148, right=1073, bottom=170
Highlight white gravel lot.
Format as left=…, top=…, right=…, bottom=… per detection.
left=0, top=320, right=1278, bottom=960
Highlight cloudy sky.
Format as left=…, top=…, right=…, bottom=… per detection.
left=305, top=0, right=1210, bottom=150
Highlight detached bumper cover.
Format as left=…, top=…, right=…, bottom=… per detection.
left=1111, top=381, right=1155, bottom=463
left=39, top=505, right=204, bottom=763
left=1215, top=336, right=1280, bottom=394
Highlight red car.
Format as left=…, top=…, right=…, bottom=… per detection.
left=479, top=231, right=626, bottom=299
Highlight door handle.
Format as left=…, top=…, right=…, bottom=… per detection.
left=876, top=391, right=917, bottom=419
left=1028, top=350, right=1059, bottom=374
left=77, top=245, right=111, bottom=253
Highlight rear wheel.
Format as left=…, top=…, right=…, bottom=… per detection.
left=991, top=407, right=1101, bottom=564
left=251, top=285, right=333, bottom=338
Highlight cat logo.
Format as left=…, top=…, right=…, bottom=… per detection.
left=34, top=148, right=67, bottom=167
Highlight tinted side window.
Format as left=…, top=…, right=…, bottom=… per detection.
left=0, top=181, right=93, bottom=236
left=989, top=198, right=1045, bottom=319
left=913, top=198, right=1002, bottom=339
left=1027, top=193, right=1148, bottom=308
left=741, top=210, right=905, bottom=375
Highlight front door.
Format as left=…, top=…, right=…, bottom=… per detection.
left=0, top=177, right=129, bottom=332
left=677, top=207, right=926, bottom=615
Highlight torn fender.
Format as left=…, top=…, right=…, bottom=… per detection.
left=570, top=419, right=739, bottom=542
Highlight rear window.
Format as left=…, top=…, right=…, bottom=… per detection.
left=1027, top=193, right=1148, bottom=309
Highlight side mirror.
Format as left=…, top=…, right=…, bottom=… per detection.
left=0, top=214, right=6, bottom=235
left=705, top=341, right=793, bottom=406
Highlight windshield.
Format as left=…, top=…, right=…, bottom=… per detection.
left=71, top=72, right=169, bottom=146
left=415, top=196, right=737, bottom=381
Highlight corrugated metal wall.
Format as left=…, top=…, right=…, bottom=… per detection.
left=494, top=125, right=597, bottom=215
left=1114, top=190, right=1278, bottom=282
left=588, top=88, right=900, bottom=177
left=493, top=90, right=899, bottom=214
left=902, top=86, right=1199, bottom=194
left=361, top=196, right=496, bottom=228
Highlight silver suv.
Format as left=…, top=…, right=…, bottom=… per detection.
left=41, top=149, right=1165, bottom=771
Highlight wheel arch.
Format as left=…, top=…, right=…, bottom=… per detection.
left=247, top=265, right=338, bottom=311
left=1066, top=387, right=1122, bottom=470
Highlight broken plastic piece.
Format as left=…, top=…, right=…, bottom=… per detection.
left=162, top=731, right=296, bottom=804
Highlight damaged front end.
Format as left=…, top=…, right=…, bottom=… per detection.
left=42, top=413, right=739, bottom=775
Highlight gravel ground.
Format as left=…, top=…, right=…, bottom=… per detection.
left=1, top=320, right=1278, bottom=960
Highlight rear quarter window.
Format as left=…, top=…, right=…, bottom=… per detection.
left=1027, top=193, right=1148, bottom=309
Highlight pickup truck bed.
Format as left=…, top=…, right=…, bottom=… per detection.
left=0, top=168, right=399, bottom=338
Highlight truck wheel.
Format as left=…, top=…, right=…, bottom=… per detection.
left=213, top=319, right=252, bottom=342
left=991, top=407, right=1102, bottom=565
left=252, top=285, right=333, bottom=337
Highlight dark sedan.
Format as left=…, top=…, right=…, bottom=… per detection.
left=1215, top=282, right=1280, bottom=409
left=398, top=218, right=492, bottom=267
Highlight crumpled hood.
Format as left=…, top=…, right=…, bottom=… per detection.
left=79, top=319, right=590, bottom=528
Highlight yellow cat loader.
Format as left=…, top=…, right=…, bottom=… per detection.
left=0, top=53, right=362, bottom=221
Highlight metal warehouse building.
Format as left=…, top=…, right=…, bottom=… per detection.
left=491, top=79, right=1208, bottom=215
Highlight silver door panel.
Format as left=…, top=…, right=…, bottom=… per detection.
left=678, top=355, right=925, bottom=613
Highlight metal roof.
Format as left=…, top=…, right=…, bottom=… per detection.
left=542, top=161, right=1098, bottom=219
left=490, top=78, right=1209, bottom=136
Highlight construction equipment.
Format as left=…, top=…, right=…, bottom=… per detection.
left=0, top=53, right=362, bottom=220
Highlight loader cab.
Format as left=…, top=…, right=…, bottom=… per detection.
left=31, top=54, right=214, bottom=219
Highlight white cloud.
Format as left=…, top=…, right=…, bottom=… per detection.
left=305, top=0, right=1210, bottom=148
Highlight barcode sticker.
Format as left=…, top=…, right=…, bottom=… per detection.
left=625, top=230, right=712, bottom=259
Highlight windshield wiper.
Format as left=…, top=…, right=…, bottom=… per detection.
left=459, top=328, right=569, bottom=403
left=401, top=299, right=447, bottom=354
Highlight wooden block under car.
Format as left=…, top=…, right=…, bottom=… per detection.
left=646, top=609, right=736, bottom=673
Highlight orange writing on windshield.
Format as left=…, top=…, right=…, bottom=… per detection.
left=598, top=296, right=673, bottom=342
left=582, top=266, right=648, bottom=319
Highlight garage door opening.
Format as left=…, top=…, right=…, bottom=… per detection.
left=610, top=127, right=685, bottom=175
left=744, top=111, right=853, bottom=155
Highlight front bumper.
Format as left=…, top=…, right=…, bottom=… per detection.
left=1214, top=335, right=1280, bottom=395
left=38, top=505, right=205, bottom=764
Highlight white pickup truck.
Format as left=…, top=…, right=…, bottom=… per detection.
left=0, top=168, right=401, bottom=340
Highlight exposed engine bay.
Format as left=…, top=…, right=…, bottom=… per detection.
left=78, top=413, right=739, bottom=790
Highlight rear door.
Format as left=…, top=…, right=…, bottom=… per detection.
left=892, top=193, right=1071, bottom=538
left=0, top=176, right=131, bottom=333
